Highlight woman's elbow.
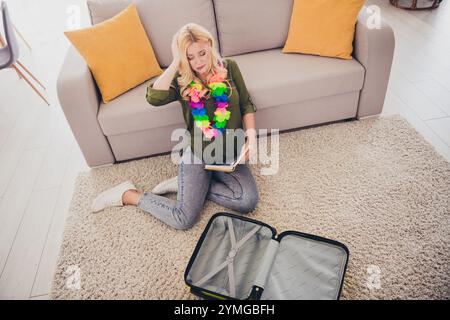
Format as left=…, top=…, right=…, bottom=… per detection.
left=146, top=99, right=164, bottom=106
left=146, top=94, right=167, bottom=106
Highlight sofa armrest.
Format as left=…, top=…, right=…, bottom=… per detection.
left=353, top=7, right=395, bottom=119
left=57, top=45, right=115, bottom=167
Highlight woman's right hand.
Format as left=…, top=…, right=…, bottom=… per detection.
left=171, top=31, right=181, bottom=68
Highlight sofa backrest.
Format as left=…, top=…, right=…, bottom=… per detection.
left=86, top=0, right=219, bottom=68
left=213, top=0, right=293, bottom=57
left=86, top=0, right=294, bottom=65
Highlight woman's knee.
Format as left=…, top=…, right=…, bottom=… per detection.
left=239, top=189, right=259, bottom=214
left=172, top=215, right=196, bottom=230
left=171, top=206, right=201, bottom=230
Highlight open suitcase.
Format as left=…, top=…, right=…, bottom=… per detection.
left=185, top=212, right=349, bottom=300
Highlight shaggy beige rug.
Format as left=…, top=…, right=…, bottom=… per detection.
left=52, top=115, right=450, bottom=299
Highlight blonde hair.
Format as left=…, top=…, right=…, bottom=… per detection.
left=175, top=23, right=228, bottom=101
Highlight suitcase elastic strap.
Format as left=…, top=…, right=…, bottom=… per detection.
left=196, top=218, right=262, bottom=297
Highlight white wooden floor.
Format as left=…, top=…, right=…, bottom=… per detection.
left=0, top=0, right=449, bottom=300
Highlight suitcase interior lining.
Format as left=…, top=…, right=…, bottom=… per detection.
left=186, top=214, right=348, bottom=300
left=260, top=235, right=348, bottom=300
left=185, top=215, right=274, bottom=299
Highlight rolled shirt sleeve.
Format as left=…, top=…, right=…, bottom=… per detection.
left=230, top=59, right=257, bottom=115
left=146, top=76, right=181, bottom=106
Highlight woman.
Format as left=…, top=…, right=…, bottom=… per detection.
left=91, top=23, right=259, bottom=230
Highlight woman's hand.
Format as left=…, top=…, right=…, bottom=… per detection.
left=244, top=134, right=257, bottom=162
left=242, top=114, right=257, bottom=163
left=171, top=31, right=181, bottom=67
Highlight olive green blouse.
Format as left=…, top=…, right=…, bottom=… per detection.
left=146, top=58, right=257, bottom=164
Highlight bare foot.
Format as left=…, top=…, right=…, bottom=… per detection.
left=122, top=189, right=143, bottom=206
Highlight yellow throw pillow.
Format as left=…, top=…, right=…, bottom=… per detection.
left=64, top=4, right=163, bottom=103
left=282, top=0, right=364, bottom=60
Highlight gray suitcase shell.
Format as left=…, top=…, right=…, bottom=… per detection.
left=185, top=212, right=349, bottom=300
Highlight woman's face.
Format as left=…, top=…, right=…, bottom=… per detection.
left=186, top=41, right=211, bottom=76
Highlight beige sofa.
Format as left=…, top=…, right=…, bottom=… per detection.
left=57, top=0, right=395, bottom=168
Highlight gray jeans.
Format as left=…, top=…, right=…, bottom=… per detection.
left=137, top=146, right=259, bottom=230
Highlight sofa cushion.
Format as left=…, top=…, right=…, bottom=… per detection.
left=87, top=0, right=219, bottom=68
left=282, top=0, right=364, bottom=60
left=230, top=49, right=365, bottom=110
left=98, top=48, right=365, bottom=137
left=64, top=4, right=162, bottom=103
left=213, top=0, right=294, bottom=57
left=97, top=80, right=184, bottom=136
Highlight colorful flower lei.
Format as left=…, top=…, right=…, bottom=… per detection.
left=187, top=70, right=231, bottom=139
